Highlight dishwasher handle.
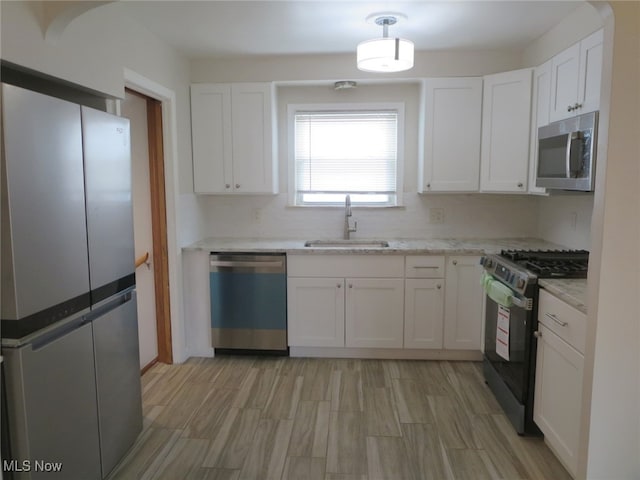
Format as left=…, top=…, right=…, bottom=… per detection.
left=209, top=254, right=286, bottom=274
left=210, top=260, right=284, bottom=269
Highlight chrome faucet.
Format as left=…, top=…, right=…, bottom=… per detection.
left=344, top=194, right=357, bottom=239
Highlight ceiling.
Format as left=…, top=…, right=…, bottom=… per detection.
left=120, top=1, right=583, bottom=59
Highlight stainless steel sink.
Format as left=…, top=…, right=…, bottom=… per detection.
left=304, top=239, right=390, bottom=248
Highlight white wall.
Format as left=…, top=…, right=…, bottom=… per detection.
left=537, top=194, right=594, bottom=250
left=582, top=2, right=640, bottom=478
left=0, top=1, right=204, bottom=362
left=191, top=50, right=522, bottom=83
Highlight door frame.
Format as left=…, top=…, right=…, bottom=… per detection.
left=126, top=87, right=172, bottom=366
left=123, top=68, right=183, bottom=364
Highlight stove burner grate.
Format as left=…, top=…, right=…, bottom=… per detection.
left=498, top=249, right=589, bottom=279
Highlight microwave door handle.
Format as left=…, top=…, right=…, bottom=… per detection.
left=566, top=133, right=573, bottom=178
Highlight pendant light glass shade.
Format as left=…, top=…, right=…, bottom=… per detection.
left=357, top=37, right=414, bottom=72
left=356, top=15, right=414, bottom=73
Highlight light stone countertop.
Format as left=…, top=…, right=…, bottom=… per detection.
left=184, top=237, right=566, bottom=255
left=538, top=278, right=588, bottom=314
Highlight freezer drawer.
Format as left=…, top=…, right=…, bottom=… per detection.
left=91, top=290, right=142, bottom=478
left=3, top=319, right=102, bottom=480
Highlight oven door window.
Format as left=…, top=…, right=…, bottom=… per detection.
left=484, top=295, right=532, bottom=403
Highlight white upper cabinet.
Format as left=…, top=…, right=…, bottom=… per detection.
left=528, top=60, right=552, bottom=195
left=549, top=29, right=603, bottom=122
left=419, top=77, right=483, bottom=192
left=191, top=82, right=277, bottom=194
left=480, top=68, right=533, bottom=193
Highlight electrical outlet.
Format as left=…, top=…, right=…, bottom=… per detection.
left=430, top=208, right=445, bottom=224
left=569, top=211, right=578, bottom=231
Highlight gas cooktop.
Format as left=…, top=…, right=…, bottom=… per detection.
left=499, top=249, right=589, bottom=279
left=481, top=249, right=589, bottom=294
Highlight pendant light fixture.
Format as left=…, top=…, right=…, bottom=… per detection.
left=357, top=14, right=414, bottom=73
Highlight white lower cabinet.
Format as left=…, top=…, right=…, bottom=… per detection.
left=534, top=324, right=583, bottom=478
left=287, top=254, right=483, bottom=354
left=534, top=289, right=586, bottom=477
left=287, top=277, right=345, bottom=347
left=404, top=279, right=444, bottom=349
left=345, top=278, right=405, bottom=348
left=287, top=255, right=404, bottom=349
left=444, top=256, right=484, bottom=350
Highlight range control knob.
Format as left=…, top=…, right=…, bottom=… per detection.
left=516, top=278, right=526, bottom=289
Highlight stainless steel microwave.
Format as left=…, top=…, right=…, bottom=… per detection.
left=536, top=111, right=598, bottom=191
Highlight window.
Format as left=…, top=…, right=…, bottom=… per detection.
left=289, top=103, right=404, bottom=206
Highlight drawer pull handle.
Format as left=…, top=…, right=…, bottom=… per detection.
left=413, top=266, right=440, bottom=269
left=545, top=313, right=568, bottom=327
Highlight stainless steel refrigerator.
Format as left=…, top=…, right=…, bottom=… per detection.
left=1, top=84, right=142, bottom=479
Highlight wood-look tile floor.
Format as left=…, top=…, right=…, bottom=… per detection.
left=107, top=356, right=571, bottom=480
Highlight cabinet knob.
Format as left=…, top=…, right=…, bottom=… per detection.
left=349, top=284, right=353, bottom=289
left=517, top=182, right=523, bottom=188
left=235, top=184, right=240, bottom=189
left=533, top=330, right=542, bottom=338
left=426, top=183, right=431, bottom=189
left=436, top=284, right=442, bottom=290
left=452, top=260, right=458, bottom=266
left=225, top=184, right=231, bottom=189
left=337, top=284, right=341, bottom=289
left=567, top=105, right=574, bottom=112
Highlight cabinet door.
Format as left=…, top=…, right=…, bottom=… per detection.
left=404, top=279, right=444, bottom=349
left=534, top=324, right=583, bottom=477
left=287, top=277, right=345, bottom=347
left=550, top=43, right=580, bottom=122
left=528, top=61, right=551, bottom=195
left=191, top=83, right=233, bottom=193
left=345, top=278, right=404, bottom=348
left=577, top=29, right=603, bottom=116
left=480, top=68, right=532, bottom=193
left=420, top=77, right=482, bottom=192
left=231, top=83, right=277, bottom=193
left=444, top=256, right=484, bottom=350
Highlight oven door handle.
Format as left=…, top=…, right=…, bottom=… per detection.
left=510, top=295, right=533, bottom=310
left=482, top=272, right=533, bottom=310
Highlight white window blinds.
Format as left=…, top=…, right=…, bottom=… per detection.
left=293, top=110, right=399, bottom=205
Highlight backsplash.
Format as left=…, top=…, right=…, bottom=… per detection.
left=198, top=193, right=539, bottom=240
left=537, top=194, right=594, bottom=251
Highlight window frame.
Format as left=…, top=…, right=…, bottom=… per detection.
left=287, top=102, right=405, bottom=207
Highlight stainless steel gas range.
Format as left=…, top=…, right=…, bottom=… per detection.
left=480, top=249, right=589, bottom=435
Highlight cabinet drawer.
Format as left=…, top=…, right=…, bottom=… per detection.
left=287, top=254, right=404, bottom=278
left=405, top=256, right=445, bottom=278
left=538, top=289, right=586, bottom=353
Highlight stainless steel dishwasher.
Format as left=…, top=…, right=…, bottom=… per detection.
left=209, top=253, right=287, bottom=354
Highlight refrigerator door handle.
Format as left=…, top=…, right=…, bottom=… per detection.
left=30, top=316, right=90, bottom=351
left=87, top=288, right=135, bottom=321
